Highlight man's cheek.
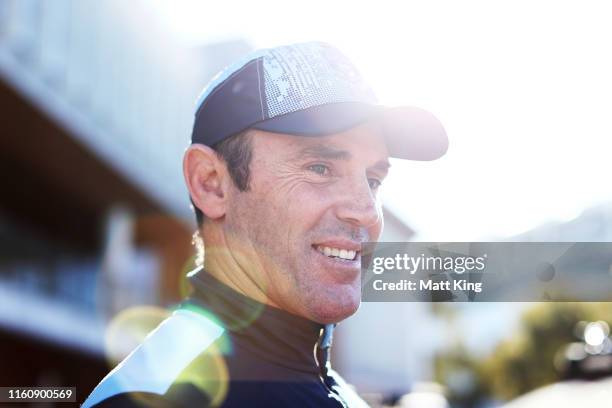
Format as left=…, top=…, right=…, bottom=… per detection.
left=370, top=216, right=384, bottom=242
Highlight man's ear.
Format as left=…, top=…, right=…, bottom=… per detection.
left=183, top=144, right=229, bottom=220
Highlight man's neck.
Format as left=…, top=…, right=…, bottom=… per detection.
left=200, top=225, right=280, bottom=309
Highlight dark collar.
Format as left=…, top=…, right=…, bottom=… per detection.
left=187, top=267, right=325, bottom=375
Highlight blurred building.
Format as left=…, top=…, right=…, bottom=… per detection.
left=512, top=204, right=612, bottom=242
left=0, top=0, right=251, bottom=400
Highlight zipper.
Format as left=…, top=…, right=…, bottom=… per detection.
left=316, top=324, right=348, bottom=407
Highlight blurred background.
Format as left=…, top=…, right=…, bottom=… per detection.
left=0, top=0, right=611, bottom=407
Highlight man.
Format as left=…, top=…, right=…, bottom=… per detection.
left=83, top=42, right=447, bottom=407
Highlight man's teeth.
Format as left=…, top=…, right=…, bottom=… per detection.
left=315, top=245, right=357, bottom=260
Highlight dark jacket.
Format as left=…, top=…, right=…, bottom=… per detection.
left=82, top=267, right=368, bottom=407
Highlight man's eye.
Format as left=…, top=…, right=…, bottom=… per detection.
left=368, top=178, right=382, bottom=190
left=308, top=164, right=330, bottom=176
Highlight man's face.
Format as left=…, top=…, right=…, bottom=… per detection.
left=224, top=121, right=389, bottom=323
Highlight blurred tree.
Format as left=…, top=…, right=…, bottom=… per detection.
left=482, top=302, right=612, bottom=400
left=434, top=303, right=612, bottom=406
left=433, top=343, right=490, bottom=408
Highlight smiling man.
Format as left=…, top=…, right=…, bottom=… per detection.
left=83, top=42, right=447, bottom=408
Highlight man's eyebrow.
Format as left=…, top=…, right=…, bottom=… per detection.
left=370, top=159, right=391, bottom=173
left=294, top=144, right=352, bottom=161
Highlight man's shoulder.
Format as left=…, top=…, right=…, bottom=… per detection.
left=82, top=308, right=226, bottom=408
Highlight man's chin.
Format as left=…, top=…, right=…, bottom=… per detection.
left=306, top=293, right=361, bottom=324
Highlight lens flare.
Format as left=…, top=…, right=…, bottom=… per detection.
left=105, top=305, right=170, bottom=365
left=104, top=305, right=231, bottom=406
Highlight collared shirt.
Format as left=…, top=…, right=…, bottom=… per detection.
left=83, top=267, right=369, bottom=407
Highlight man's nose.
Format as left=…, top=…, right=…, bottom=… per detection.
left=333, top=176, right=381, bottom=229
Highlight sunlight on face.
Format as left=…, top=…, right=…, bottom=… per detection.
left=224, top=120, right=390, bottom=323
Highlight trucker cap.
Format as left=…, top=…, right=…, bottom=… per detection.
left=192, top=41, right=448, bottom=161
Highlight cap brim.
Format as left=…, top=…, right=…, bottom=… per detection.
left=252, top=102, right=448, bottom=161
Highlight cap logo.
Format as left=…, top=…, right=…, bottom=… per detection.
left=262, top=43, right=377, bottom=117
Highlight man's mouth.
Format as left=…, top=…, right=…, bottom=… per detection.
left=313, top=245, right=358, bottom=261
